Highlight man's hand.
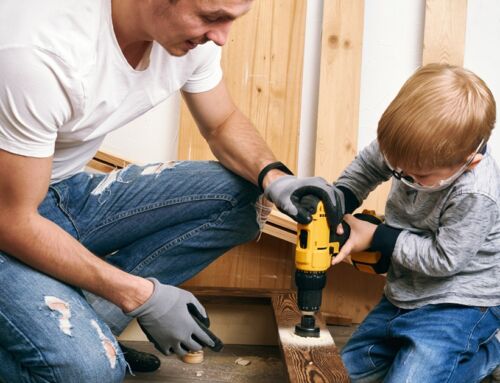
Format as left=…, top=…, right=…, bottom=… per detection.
left=127, top=278, right=222, bottom=356
left=264, top=175, right=345, bottom=225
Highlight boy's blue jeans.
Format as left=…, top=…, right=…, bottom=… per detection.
left=0, top=161, right=260, bottom=383
left=342, top=296, right=500, bottom=383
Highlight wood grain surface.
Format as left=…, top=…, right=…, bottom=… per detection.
left=178, top=0, right=306, bottom=170
left=272, top=293, right=349, bottom=383
left=423, top=0, right=468, bottom=66
left=315, top=0, right=364, bottom=183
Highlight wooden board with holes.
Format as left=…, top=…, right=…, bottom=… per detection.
left=272, top=293, right=349, bottom=383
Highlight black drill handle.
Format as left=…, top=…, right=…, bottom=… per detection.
left=330, top=213, right=383, bottom=254
left=330, top=221, right=350, bottom=250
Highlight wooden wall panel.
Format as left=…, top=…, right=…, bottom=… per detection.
left=423, top=0, right=468, bottom=66
left=179, top=0, right=306, bottom=171
left=180, top=0, right=307, bottom=289
left=314, top=0, right=364, bottom=183
left=183, top=235, right=295, bottom=289
left=322, top=262, right=385, bottom=324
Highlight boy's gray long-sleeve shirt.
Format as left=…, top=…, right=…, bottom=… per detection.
left=335, top=140, right=500, bottom=309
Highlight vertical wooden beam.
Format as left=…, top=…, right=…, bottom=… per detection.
left=178, top=0, right=306, bottom=172
left=422, top=0, right=468, bottom=66
left=313, top=0, right=387, bottom=323
left=314, top=0, right=365, bottom=181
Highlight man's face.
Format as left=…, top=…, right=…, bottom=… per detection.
left=149, top=0, right=252, bottom=56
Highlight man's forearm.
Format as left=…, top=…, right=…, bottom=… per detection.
left=0, top=212, right=152, bottom=313
left=204, top=108, right=279, bottom=185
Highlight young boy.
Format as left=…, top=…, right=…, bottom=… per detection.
left=332, top=64, right=500, bottom=382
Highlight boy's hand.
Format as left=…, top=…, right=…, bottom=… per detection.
left=332, top=214, right=378, bottom=265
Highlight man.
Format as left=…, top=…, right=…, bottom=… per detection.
left=0, top=0, right=342, bottom=381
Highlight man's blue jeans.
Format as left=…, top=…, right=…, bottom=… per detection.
left=341, top=296, right=500, bottom=383
left=0, top=161, right=260, bottom=383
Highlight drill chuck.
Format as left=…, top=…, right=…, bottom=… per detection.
left=295, top=270, right=327, bottom=312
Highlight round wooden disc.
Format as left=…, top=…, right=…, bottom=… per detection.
left=181, top=350, right=204, bottom=364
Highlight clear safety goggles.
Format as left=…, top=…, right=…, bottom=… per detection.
left=383, top=139, right=485, bottom=192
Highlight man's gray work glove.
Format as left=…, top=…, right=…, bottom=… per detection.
left=127, top=278, right=223, bottom=356
left=264, top=175, right=345, bottom=226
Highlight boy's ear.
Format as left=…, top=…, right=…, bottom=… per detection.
left=468, top=153, right=484, bottom=170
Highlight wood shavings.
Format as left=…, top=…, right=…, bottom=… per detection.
left=278, top=327, right=335, bottom=347
left=235, top=357, right=251, bottom=366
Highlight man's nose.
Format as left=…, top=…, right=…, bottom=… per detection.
left=206, top=21, right=233, bottom=46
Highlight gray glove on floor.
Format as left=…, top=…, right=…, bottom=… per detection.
left=127, top=278, right=222, bottom=356
left=264, top=175, right=345, bottom=226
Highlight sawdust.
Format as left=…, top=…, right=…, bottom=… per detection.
left=235, top=358, right=251, bottom=366
left=278, top=327, right=335, bottom=347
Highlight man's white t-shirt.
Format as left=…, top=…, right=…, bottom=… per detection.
left=0, top=0, right=223, bottom=182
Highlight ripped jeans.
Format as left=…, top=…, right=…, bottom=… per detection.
left=0, top=161, right=261, bottom=383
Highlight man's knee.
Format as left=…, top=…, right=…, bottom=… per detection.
left=51, top=345, right=127, bottom=383
left=36, top=318, right=126, bottom=383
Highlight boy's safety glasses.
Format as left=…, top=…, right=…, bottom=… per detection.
left=383, top=139, right=485, bottom=192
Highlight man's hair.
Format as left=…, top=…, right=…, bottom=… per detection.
left=378, top=63, right=496, bottom=170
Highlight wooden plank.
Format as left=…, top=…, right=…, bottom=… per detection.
left=262, top=224, right=296, bottom=244
left=313, top=0, right=389, bottom=215
left=267, top=208, right=297, bottom=232
left=272, top=293, right=349, bottom=383
left=182, top=234, right=295, bottom=290
left=314, top=0, right=365, bottom=182
left=184, top=286, right=293, bottom=299
left=422, top=0, right=468, bottom=66
left=178, top=0, right=306, bottom=171
left=87, top=158, right=116, bottom=173
left=94, top=150, right=132, bottom=168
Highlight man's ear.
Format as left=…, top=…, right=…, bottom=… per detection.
left=468, top=153, right=484, bottom=170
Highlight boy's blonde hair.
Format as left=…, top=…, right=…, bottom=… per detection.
left=378, top=64, right=496, bottom=170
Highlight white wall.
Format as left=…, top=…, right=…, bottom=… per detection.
left=104, top=0, right=499, bottom=165
left=100, top=93, right=180, bottom=164
left=357, top=0, right=425, bottom=151
left=464, top=0, right=500, bottom=162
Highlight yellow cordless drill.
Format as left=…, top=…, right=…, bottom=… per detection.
left=294, top=200, right=383, bottom=337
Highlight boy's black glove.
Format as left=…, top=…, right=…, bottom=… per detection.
left=342, top=213, right=400, bottom=274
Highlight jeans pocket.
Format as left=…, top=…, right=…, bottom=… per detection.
left=475, top=306, right=500, bottom=349
left=490, top=306, right=500, bottom=320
